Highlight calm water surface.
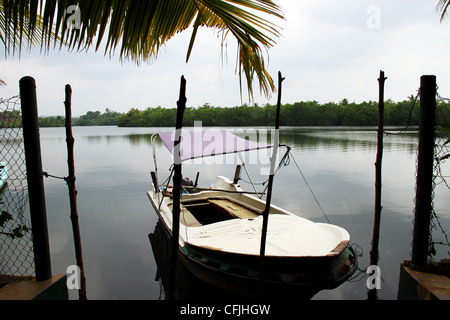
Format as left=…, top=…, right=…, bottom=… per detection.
left=37, top=126, right=449, bottom=300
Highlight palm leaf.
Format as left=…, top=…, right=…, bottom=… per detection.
left=1, top=0, right=284, bottom=99
left=0, top=0, right=55, bottom=55
left=437, top=0, right=450, bottom=21
left=196, top=0, right=283, bottom=97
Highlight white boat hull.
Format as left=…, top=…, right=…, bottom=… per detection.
left=148, top=176, right=357, bottom=297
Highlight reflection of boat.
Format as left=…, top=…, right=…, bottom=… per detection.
left=0, top=162, right=8, bottom=190
left=147, top=130, right=357, bottom=299
left=150, top=218, right=246, bottom=300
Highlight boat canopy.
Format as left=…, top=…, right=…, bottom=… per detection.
left=158, top=130, right=273, bottom=162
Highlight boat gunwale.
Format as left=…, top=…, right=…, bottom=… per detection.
left=149, top=211, right=358, bottom=295
left=178, top=238, right=358, bottom=291
left=147, top=183, right=351, bottom=259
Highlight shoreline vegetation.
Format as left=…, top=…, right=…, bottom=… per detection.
left=2, top=98, right=450, bottom=128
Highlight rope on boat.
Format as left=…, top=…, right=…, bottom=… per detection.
left=236, top=145, right=331, bottom=224
left=346, top=243, right=369, bottom=283
left=238, top=152, right=261, bottom=197
left=286, top=150, right=331, bottom=224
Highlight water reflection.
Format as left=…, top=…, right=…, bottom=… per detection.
left=149, top=219, right=243, bottom=300
left=93, top=126, right=420, bottom=155
left=34, top=126, right=449, bottom=300
left=279, top=126, right=418, bottom=154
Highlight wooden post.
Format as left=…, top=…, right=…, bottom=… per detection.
left=368, top=70, right=387, bottom=300
left=233, top=165, right=241, bottom=184
left=194, top=172, right=200, bottom=187
left=64, top=84, right=87, bottom=300
left=151, top=172, right=160, bottom=193
left=411, top=75, right=437, bottom=268
left=169, top=76, right=187, bottom=300
left=19, top=76, right=52, bottom=281
left=258, top=72, right=284, bottom=298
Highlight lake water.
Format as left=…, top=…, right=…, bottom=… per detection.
left=35, top=126, right=449, bottom=300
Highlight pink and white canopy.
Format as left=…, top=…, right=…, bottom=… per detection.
left=158, top=130, right=273, bottom=162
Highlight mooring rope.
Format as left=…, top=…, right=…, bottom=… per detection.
left=41, top=171, right=75, bottom=186
left=290, top=152, right=331, bottom=224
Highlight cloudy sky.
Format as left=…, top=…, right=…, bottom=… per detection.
left=1, top=0, right=450, bottom=116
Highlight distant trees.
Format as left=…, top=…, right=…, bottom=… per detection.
left=21, top=98, right=450, bottom=128
left=75, top=109, right=122, bottom=126
left=38, top=115, right=65, bottom=127
left=0, top=110, right=22, bottom=127
left=38, top=109, right=122, bottom=127
left=116, top=98, right=449, bottom=127
left=116, top=107, right=177, bottom=127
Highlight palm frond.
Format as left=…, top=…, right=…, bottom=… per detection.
left=0, top=0, right=56, bottom=56
left=437, top=0, right=450, bottom=21
left=195, top=0, right=283, bottom=97
left=0, top=0, right=285, bottom=99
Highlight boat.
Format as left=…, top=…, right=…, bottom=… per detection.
left=147, top=129, right=358, bottom=299
left=0, top=162, right=7, bottom=190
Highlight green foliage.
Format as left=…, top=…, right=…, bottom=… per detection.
left=38, top=109, right=123, bottom=127
left=440, top=123, right=450, bottom=161
left=74, top=108, right=122, bottom=126
left=19, top=97, right=450, bottom=128
left=0, top=210, right=30, bottom=239
left=116, top=97, right=441, bottom=127
left=38, top=115, right=65, bottom=127
left=0, top=210, right=12, bottom=226
left=1, top=1, right=284, bottom=101
left=0, top=110, right=22, bottom=127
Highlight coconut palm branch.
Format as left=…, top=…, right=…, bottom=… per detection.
left=437, top=0, right=450, bottom=21
left=0, top=1, right=53, bottom=56
left=1, top=0, right=285, bottom=99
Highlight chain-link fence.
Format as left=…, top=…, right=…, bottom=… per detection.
left=393, top=85, right=450, bottom=265
left=0, top=95, right=35, bottom=285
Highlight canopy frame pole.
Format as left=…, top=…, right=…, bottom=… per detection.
left=258, top=71, right=285, bottom=299
left=260, top=145, right=291, bottom=196
left=158, top=166, right=175, bottom=211
left=169, top=75, right=187, bottom=300
left=151, top=133, right=160, bottom=203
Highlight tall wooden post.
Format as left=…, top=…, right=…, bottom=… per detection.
left=258, top=72, right=284, bottom=298
left=19, top=76, right=52, bottom=281
left=64, top=84, right=87, bottom=300
left=169, top=76, right=187, bottom=300
left=368, top=70, right=387, bottom=300
left=411, top=75, right=436, bottom=268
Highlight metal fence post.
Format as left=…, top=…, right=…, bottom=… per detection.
left=19, top=76, right=52, bottom=281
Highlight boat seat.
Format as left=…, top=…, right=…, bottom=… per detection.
left=168, top=203, right=202, bottom=227
left=208, top=199, right=259, bottom=219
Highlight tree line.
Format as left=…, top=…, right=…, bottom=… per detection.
left=37, top=108, right=122, bottom=127
left=115, top=98, right=450, bottom=127
left=2, top=98, right=450, bottom=128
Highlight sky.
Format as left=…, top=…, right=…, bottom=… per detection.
left=1, top=0, right=450, bottom=117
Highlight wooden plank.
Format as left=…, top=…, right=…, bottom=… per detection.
left=208, top=199, right=258, bottom=219
left=168, top=203, right=202, bottom=227
left=398, top=262, right=450, bottom=300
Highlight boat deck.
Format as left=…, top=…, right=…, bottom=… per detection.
left=167, top=203, right=202, bottom=227
left=170, top=198, right=261, bottom=227
left=148, top=176, right=351, bottom=258
left=207, top=199, right=259, bottom=219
